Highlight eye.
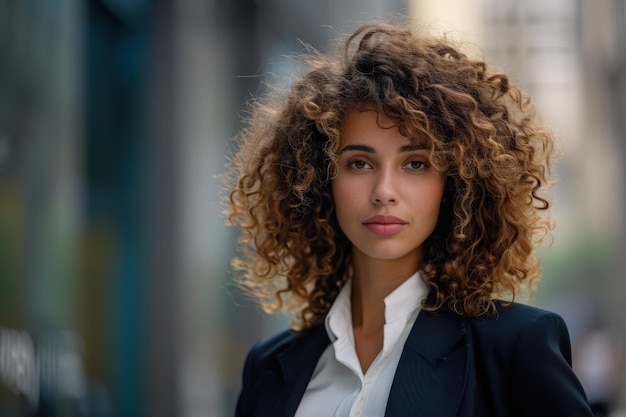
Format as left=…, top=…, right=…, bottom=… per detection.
left=348, top=159, right=372, bottom=170
left=404, top=159, right=427, bottom=170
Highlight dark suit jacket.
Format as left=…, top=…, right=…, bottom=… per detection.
left=235, top=302, right=594, bottom=417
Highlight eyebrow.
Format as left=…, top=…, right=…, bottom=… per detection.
left=338, top=143, right=429, bottom=154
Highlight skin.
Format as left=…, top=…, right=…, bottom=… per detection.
left=332, top=108, right=446, bottom=372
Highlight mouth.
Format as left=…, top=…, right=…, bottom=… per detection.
left=363, top=215, right=407, bottom=225
left=363, top=215, right=408, bottom=236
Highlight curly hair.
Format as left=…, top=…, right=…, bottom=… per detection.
left=223, top=21, right=556, bottom=328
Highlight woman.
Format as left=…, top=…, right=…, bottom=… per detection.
left=224, top=21, right=594, bottom=417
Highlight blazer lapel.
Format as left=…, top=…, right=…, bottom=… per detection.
left=275, top=325, right=330, bottom=416
left=385, top=309, right=469, bottom=417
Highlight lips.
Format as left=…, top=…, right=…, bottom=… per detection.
left=363, top=215, right=408, bottom=236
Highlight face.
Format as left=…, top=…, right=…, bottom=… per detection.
left=332, top=108, right=445, bottom=268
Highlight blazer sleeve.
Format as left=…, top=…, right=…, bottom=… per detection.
left=511, top=311, right=595, bottom=417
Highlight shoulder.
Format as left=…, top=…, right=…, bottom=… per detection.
left=478, top=301, right=568, bottom=333
left=463, top=302, right=572, bottom=361
left=467, top=301, right=567, bottom=330
left=471, top=305, right=592, bottom=415
left=243, top=328, right=298, bottom=376
left=494, top=301, right=562, bottom=321
left=243, top=325, right=328, bottom=375
left=416, top=304, right=593, bottom=415
left=249, top=328, right=300, bottom=361
left=236, top=325, right=328, bottom=416
left=429, top=301, right=567, bottom=334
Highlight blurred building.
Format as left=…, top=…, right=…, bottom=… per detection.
left=1, top=0, right=625, bottom=416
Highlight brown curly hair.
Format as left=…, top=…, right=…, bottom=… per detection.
left=224, top=22, right=556, bottom=328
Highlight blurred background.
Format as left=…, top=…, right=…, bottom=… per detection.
left=0, top=0, right=625, bottom=416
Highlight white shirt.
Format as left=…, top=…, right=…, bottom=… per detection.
left=295, top=271, right=429, bottom=417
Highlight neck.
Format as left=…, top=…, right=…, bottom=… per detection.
left=350, top=249, right=420, bottom=330
left=348, top=250, right=420, bottom=374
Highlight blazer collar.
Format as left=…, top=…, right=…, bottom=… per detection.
left=385, top=308, right=469, bottom=417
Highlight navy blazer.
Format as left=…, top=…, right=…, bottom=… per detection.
left=235, top=302, right=594, bottom=417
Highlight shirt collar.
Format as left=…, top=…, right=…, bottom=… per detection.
left=325, top=279, right=352, bottom=343
left=384, top=270, right=428, bottom=325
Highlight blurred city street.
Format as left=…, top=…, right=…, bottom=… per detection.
left=1, top=0, right=625, bottom=416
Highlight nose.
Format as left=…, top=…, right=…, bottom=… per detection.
left=371, top=168, right=398, bottom=205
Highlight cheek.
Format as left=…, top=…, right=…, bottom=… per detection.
left=417, top=182, right=445, bottom=216
left=331, top=179, right=360, bottom=222
left=331, top=180, right=348, bottom=216
left=433, top=190, right=445, bottom=213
